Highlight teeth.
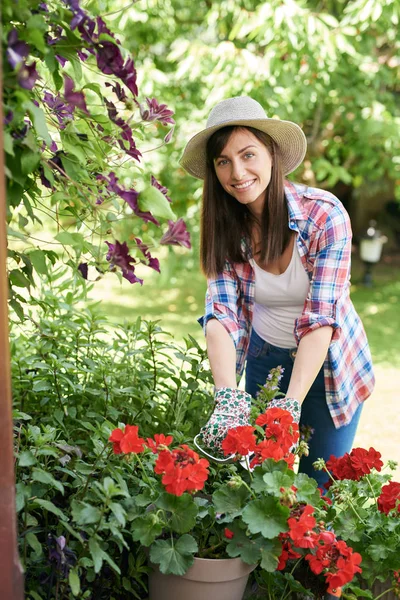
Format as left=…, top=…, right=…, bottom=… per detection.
left=234, top=180, right=254, bottom=189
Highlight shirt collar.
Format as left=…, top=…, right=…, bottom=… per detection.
left=284, top=180, right=308, bottom=223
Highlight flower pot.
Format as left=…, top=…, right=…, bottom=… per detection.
left=148, top=556, right=257, bottom=600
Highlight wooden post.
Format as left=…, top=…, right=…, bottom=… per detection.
left=0, top=54, right=25, bottom=599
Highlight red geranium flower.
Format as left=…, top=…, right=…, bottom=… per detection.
left=154, top=445, right=209, bottom=496
left=224, top=528, right=234, bottom=539
left=277, top=533, right=301, bottom=570
left=119, top=425, right=145, bottom=453
left=377, top=481, right=400, bottom=515
left=221, top=426, right=257, bottom=456
left=109, top=428, right=124, bottom=454
left=146, top=433, right=174, bottom=453
left=109, top=424, right=145, bottom=454
left=288, top=505, right=318, bottom=548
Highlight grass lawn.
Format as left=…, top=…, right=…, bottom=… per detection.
left=88, top=251, right=400, bottom=477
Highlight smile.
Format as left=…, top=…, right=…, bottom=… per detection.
left=232, top=179, right=256, bottom=190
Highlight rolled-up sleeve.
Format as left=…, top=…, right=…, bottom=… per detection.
left=295, top=203, right=352, bottom=344
left=198, top=267, right=244, bottom=348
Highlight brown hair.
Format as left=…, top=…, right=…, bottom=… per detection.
left=200, top=126, right=290, bottom=277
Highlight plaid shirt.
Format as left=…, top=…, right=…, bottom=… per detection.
left=199, top=180, right=375, bottom=429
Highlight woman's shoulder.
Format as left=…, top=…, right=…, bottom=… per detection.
left=287, top=181, right=349, bottom=227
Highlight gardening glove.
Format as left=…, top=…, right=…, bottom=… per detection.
left=267, top=396, right=301, bottom=425
left=197, top=387, right=252, bottom=454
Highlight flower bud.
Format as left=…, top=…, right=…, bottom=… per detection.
left=297, top=440, right=309, bottom=457
left=313, top=458, right=326, bottom=471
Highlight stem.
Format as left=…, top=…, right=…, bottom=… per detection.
left=365, top=475, right=377, bottom=504
left=280, top=557, right=303, bottom=600
left=198, top=540, right=224, bottom=557
left=241, top=479, right=256, bottom=499
left=373, top=588, right=395, bottom=600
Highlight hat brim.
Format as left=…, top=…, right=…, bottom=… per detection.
left=179, top=118, right=307, bottom=180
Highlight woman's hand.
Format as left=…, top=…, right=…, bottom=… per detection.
left=198, top=387, right=252, bottom=451
left=267, top=396, right=301, bottom=424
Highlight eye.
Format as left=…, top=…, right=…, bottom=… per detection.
left=244, top=152, right=255, bottom=159
left=216, top=159, right=229, bottom=167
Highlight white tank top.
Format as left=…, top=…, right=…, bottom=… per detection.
left=250, top=241, right=310, bottom=348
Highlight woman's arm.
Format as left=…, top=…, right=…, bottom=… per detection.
left=206, top=318, right=237, bottom=388
left=286, top=325, right=333, bottom=403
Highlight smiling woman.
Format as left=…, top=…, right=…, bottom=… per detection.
left=179, top=96, right=375, bottom=488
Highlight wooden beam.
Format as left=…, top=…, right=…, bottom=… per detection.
left=0, top=50, right=25, bottom=600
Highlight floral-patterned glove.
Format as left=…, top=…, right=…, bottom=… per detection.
left=198, top=387, right=252, bottom=453
left=267, top=396, right=301, bottom=425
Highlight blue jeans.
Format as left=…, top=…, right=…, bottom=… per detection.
left=245, top=329, right=363, bottom=487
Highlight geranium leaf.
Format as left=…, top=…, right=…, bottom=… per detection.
left=212, top=483, right=250, bottom=521
left=131, top=515, right=163, bottom=546
left=149, top=534, right=197, bottom=575
left=242, top=497, right=289, bottom=538
left=292, top=473, right=320, bottom=504
left=262, top=471, right=295, bottom=496
left=156, top=493, right=198, bottom=533
left=225, top=524, right=262, bottom=564
left=259, top=538, right=281, bottom=572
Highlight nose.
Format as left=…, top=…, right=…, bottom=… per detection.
left=230, top=160, right=245, bottom=181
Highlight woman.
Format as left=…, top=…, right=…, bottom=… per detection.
left=180, top=96, right=374, bottom=485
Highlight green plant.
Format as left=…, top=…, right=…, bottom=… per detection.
left=12, top=277, right=213, bottom=599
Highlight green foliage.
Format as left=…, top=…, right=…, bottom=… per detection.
left=12, top=276, right=213, bottom=599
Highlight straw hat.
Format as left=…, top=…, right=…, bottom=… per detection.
left=179, top=96, right=307, bottom=180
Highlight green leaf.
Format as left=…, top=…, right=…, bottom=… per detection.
left=225, top=523, right=262, bottom=564
left=156, top=493, right=198, bottom=533
left=28, top=250, right=48, bottom=275
left=109, top=502, right=127, bottom=527
left=26, top=532, right=43, bottom=556
left=31, top=498, right=68, bottom=521
left=4, top=132, right=14, bottom=156
left=259, top=538, right=281, bottom=572
left=9, top=269, right=31, bottom=288
left=89, top=537, right=106, bottom=573
left=131, top=514, right=163, bottom=546
left=55, top=231, right=85, bottom=249
left=260, top=471, right=295, bottom=496
left=24, top=101, right=52, bottom=145
left=292, top=473, right=319, bottom=504
left=71, top=500, right=102, bottom=525
left=18, top=450, right=37, bottom=467
left=149, top=534, right=197, bottom=575
left=242, top=497, right=289, bottom=538
left=138, top=185, right=176, bottom=220
left=212, top=483, right=250, bottom=521
left=69, top=568, right=80, bottom=597
left=31, top=468, right=64, bottom=494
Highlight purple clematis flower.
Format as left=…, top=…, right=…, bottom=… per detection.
left=140, top=97, right=175, bottom=126
left=43, top=91, right=74, bottom=128
left=160, top=219, right=191, bottom=249
left=48, top=534, right=76, bottom=577
left=4, top=110, right=13, bottom=126
left=96, top=41, right=124, bottom=75
left=105, top=240, right=143, bottom=284
left=77, top=262, right=88, bottom=279
left=151, top=175, right=171, bottom=203
left=97, top=172, right=157, bottom=224
left=18, top=62, right=40, bottom=90
left=119, top=58, right=138, bottom=97
left=105, top=82, right=127, bottom=102
left=63, top=76, right=89, bottom=114
left=134, top=238, right=160, bottom=273
left=6, top=29, right=29, bottom=69
left=55, top=54, right=68, bottom=67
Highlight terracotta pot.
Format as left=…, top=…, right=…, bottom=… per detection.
left=148, top=556, right=257, bottom=600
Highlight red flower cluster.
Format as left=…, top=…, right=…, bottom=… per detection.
left=154, top=445, right=209, bottom=496
left=377, top=481, right=400, bottom=515
left=278, top=503, right=362, bottom=587
left=251, top=407, right=299, bottom=469
left=224, top=528, right=234, bottom=539
left=109, top=425, right=145, bottom=454
left=221, top=426, right=257, bottom=456
left=326, top=447, right=383, bottom=482
left=146, top=433, right=173, bottom=453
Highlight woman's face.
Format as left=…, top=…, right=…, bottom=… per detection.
left=213, top=128, right=272, bottom=215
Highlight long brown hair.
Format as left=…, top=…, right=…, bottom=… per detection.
left=200, top=126, right=290, bottom=277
